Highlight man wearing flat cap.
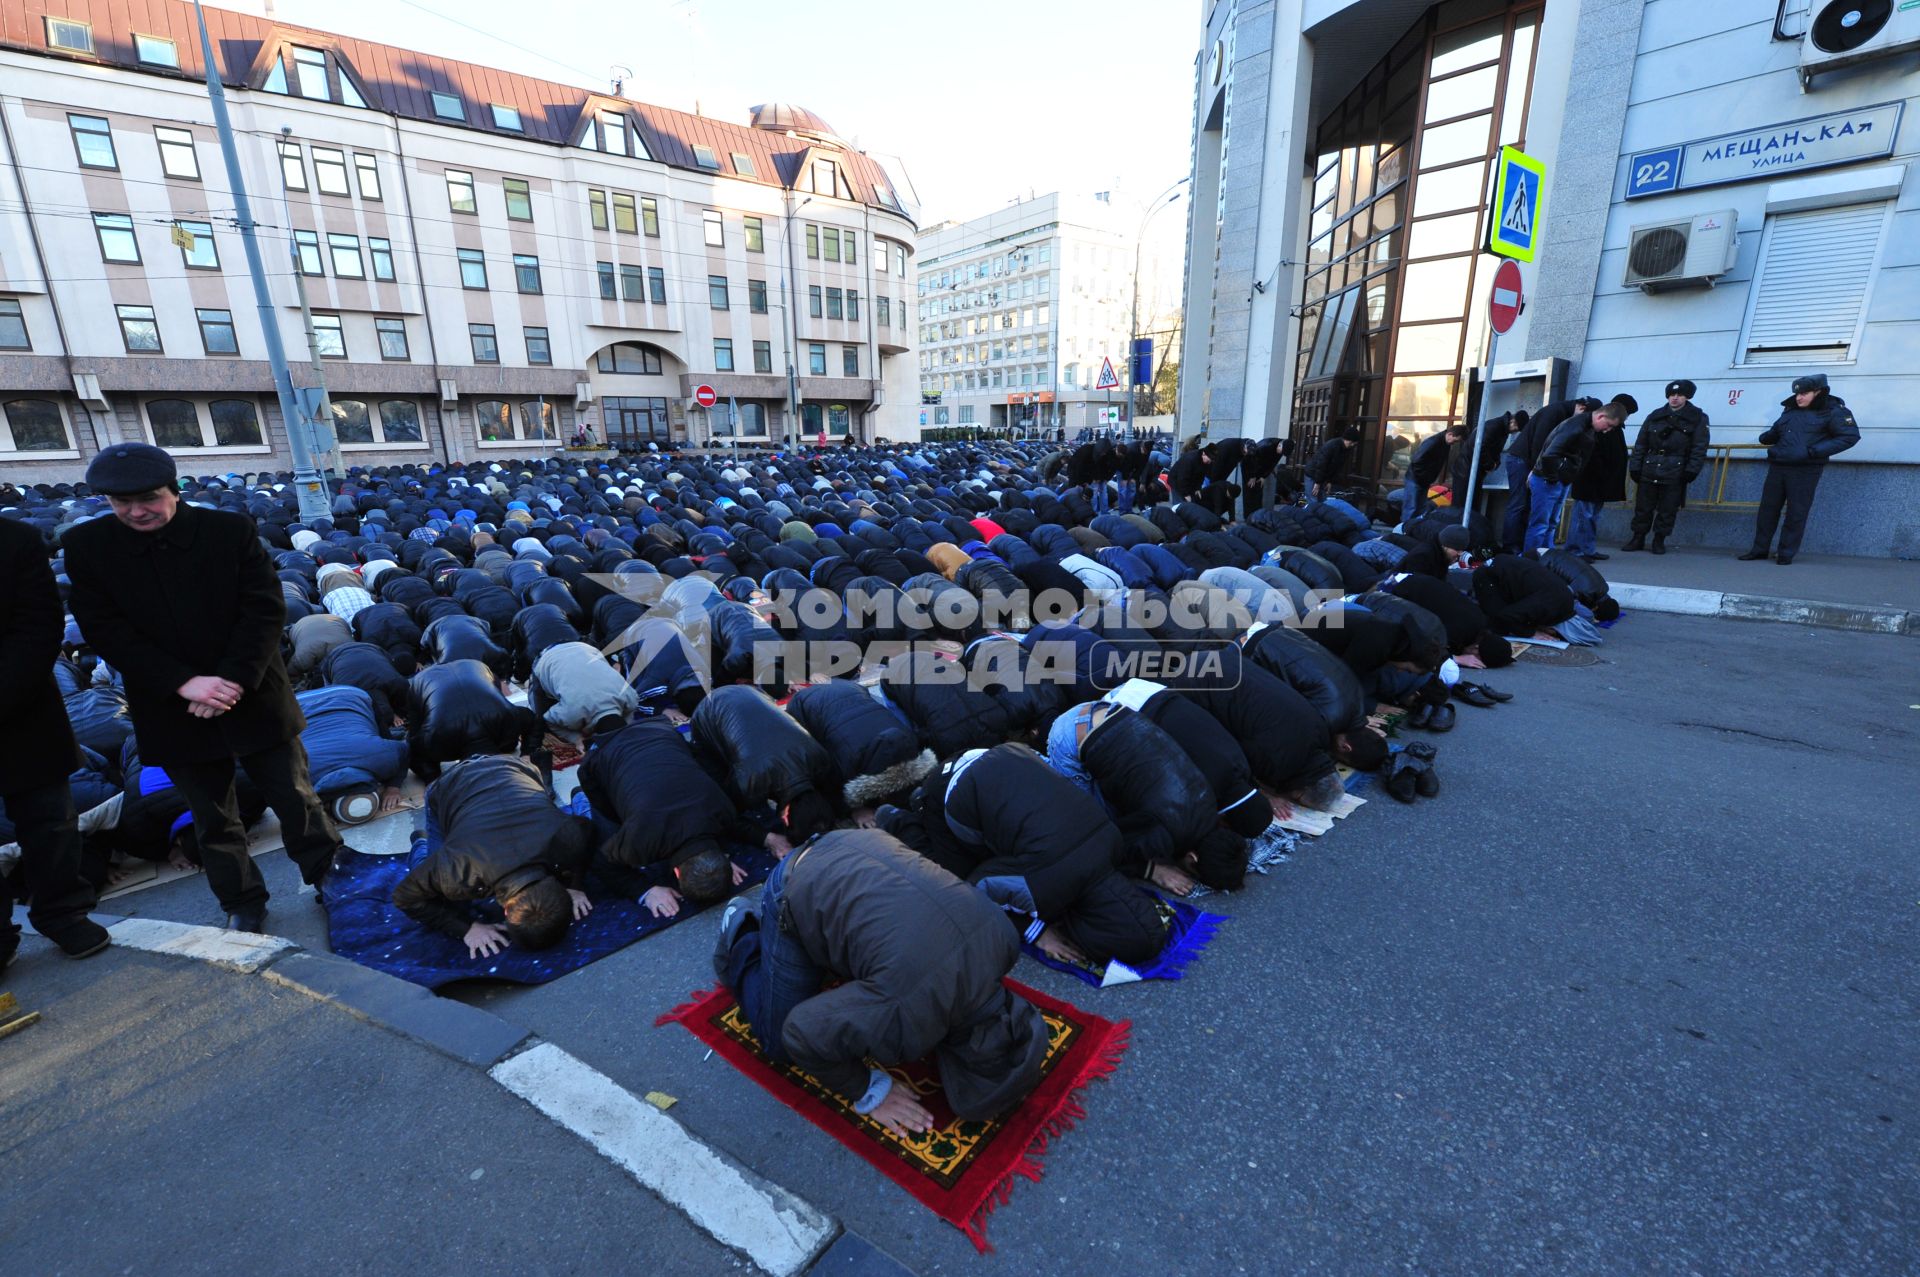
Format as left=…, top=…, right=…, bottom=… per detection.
left=1623, top=380, right=1710, bottom=555
left=63, top=443, right=342, bottom=932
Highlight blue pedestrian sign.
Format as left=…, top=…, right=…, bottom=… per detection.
left=1487, top=145, right=1545, bottom=263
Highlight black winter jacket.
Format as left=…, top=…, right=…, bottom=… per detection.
left=577, top=719, right=757, bottom=892
left=1535, top=547, right=1611, bottom=607
left=1760, top=392, right=1859, bottom=467
left=421, top=614, right=510, bottom=679
left=787, top=680, right=934, bottom=807
left=1306, top=438, right=1352, bottom=486
left=1242, top=623, right=1367, bottom=734
left=0, top=516, right=81, bottom=789
left=405, top=659, right=541, bottom=777
left=690, top=685, right=837, bottom=811
left=1408, top=430, right=1454, bottom=489
left=879, top=649, right=1017, bottom=758
left=320, top=642, right=411, bottom=728
left=1179, top=643, right=1336, bottom=793
left=1471, top=554, right=1576, bottom=635
left=1384, top=573, right=1489, bottom=651
left=1077, top=705, right=1217, bottom=877
left=1630, top=403, right=1710, bottom=486
left=1534, top=413, right=1601, bottom=486
left=1507, top=399, right=1577, bottom=465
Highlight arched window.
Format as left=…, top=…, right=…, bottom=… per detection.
left=595, top=342, right=663, bottom=375
left=378, top=400, right=423, bottom=442
left=1, top=398, right=69, bottom=451
left=146, top=399, right=201, bottom=448
left=519, top=400, right=554, bottom=440
left=209, top=399, right=262, bottom=446
left=475, top=399, right=512, bottom=442
left=329, top=399, right=373, bottom=444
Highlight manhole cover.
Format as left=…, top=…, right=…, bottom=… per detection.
left=1519, top=644, right=1602, bottom=667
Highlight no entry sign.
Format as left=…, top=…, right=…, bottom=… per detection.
left=1488, top=260, right=1523, bottom=335
left=694, top=384, right=717, bottom=408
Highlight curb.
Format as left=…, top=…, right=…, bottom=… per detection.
left=1610, top=581, right=1916, bottom=636
left=44, top=911, right=874, bottom=1276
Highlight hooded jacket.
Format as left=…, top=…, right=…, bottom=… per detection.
left=1629, top=402, right=1710, bottom=486
left=774, top=830, right=1049, bottom=1120
left=788, top=680, right=935, bottom=807
left=1759, top=392, right=1859, bottom=467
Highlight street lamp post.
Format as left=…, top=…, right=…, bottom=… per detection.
left=1128, top=178, right=1189, bottom=426
left=780, top=193, right=814, bottom=453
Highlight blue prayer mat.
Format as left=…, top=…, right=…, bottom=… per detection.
left=1021, top=892, right=1225, bottom=989
left=323, top=837, right=775, bottom=989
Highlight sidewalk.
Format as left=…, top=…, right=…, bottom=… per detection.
left=1598, top=545, right=1919, bottom=636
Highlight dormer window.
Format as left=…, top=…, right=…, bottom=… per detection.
left=265, top=45, right=368, bottom=107
left=812, top=159, right=839, bottom=197
left=293, top=46, right=329, bottom=98
left=431, top=92, right=464, bottom=122
left=491, top=104, right=523, bottom=131
left=576, top=110, right=650, bottom=160
left=692, top=144, right=722, bottom=170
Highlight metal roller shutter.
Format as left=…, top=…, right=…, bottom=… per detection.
left=1740, top=202, right=1887, bottom=365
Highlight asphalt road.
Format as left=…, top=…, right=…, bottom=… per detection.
left=17, top=610, right=1918, bottom=1275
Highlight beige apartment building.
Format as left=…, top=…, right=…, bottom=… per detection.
left=0, top=0, right=918, bottom=484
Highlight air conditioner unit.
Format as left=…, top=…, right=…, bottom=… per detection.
left=1800, top=0, right=1920, bottom=87
left=1623, top=209, right=1739, bottom=292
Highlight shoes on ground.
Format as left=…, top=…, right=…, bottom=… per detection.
left=1776, top=555, right=1794, bottom=565
left=48, top=918, right=110, bottom=959
left=1403, top=740, right=1437, bottom=762
left=1737, top=549, right=1768, bottom=561
left=1581, top=553, right=1610, bottom=562
left=331, top=791, right=378, bottom=826
left=1620, top=537, right=1645, bottom=552
left=1406, top=702, right=1433, bottom=730
left=1425, top=702, right=1457, bottom=733
left=1472, top=683, right=1513, bottom=703
left=226, top=908, right=268, bottom=934
left=1412, top=758, right=1440, bottom=798
left=1383, top=755, right=1420, bottom=804
left=1453, top=683, right=1499, bottom=708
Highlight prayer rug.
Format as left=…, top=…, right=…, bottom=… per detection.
left=1022, top=892, right=1224, bottom=988
left=658, top=978, right=1128, bottom=1251
left=323, top=840, right=775, bottom=989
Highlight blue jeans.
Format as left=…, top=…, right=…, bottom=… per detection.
left=1089, top=482, right=1110, bottom=515
left=1400, top=475, right=1425, bottom=526
left=1500, top=454, right=1532, bottom=553
left=1115, top=480, right=1136, bottom=514
left=724, top=853, right=824, bottom=1065
left=1523, top=475, right=1568, bottom=554
left=1566, top=500, right=1602, bottom=556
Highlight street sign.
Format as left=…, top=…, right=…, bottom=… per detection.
left=1488, top=259, right=1523, bottom=334
left=1624, top=102, right=1902, bottom=199
left=1094, top=356, right=1121, bottom=391
left=694, top=384, right=717, bottom=408
left=1487, top=145, right=1545, bottom=263
left=1129, top=337, right=1153, bottom=385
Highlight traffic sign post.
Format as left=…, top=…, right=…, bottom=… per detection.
left=1487, top=145, right=1544, bottom=263
left=693, top=384, right=717, bottom=408
left=1459, top=259, right=1525, bottom=528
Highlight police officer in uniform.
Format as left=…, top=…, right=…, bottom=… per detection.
left=1622, top=379, right=1710, bottom=555
left=1740, top=373, right=1858, bottom=565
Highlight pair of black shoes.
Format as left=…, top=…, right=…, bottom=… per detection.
left=1406, top=701, right=1456, bottom=732
left=1452, top=681, right=1512, bottom=708
left=1383, top=742, right=1440, bottom=804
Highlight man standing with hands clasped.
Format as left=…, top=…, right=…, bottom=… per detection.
left=64, top=444, right=343, bottom=932
left=1623, top=379, right=1710, bottom=555
left=1740, top=373, right=1859, bottom=565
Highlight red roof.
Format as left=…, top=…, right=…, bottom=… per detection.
left=3, top=0, right=909, bottom=218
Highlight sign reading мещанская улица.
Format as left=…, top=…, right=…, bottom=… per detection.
left=1625, top=101, right=1904, bottom=199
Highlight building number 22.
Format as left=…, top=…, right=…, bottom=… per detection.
left=1634, top=158, right=1673, bottom=188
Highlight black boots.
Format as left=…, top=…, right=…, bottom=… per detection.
left=1737, top=549, right=1768, bottom=561
left=1621, top=535, right=1645, bottom=551
left=1650, top=536, right=1667, bottom=555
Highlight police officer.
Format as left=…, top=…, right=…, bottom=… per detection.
left=1623, top=379, right=1710, bottom=555
left=1740, top=373, right=1858, bottom=565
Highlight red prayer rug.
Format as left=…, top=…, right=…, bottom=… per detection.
left=658, top=979, right=1128, bottom=1251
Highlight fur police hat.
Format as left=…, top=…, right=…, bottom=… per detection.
left=1665, top=380, right=1696, bottom=400
left=1791, top=373, right=1829, bottom=395
left=84, top=443, right=178, bottom=496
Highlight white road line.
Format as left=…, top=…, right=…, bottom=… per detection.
left=490, top=1042, right=836, bottom=1276
left=106, top=917, right=294, bottom=972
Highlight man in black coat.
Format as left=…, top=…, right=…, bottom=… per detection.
left=0, top=518, right=109, bottom=966
left=1471, top=554, right=1577, bottom=636
left=1306, top=427, right=1360, bottom=500
left=1403, top=423, right=1467, bottom=524
left=1168, top=440, right=1212, bottom=504
left=64, top=445, right=342, bottom=932
left=1565, top=398, right=1633, bottom=562
left=1624, top=379, right=1710, bottom=555
left=1741, top=373, right=1859, bottom=565
left=1502, top=398, right=1592, bottom=553
left=1525, top=400, right=1628, bottom=555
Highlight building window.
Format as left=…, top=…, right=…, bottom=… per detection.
left=619, top=265, right=644, bottom=301
left=68, top=115, right=116, bottom=169
left=823, top=228, right=841, bottom=262
left=457, top=248, right=487, bottom=289
left=709, top=275, right=730, bottom=309
left=134, top=33, right=177, bottom=66
left=293, top=230, right=323, bottom=275
left=877, top=296, right=891, bottom=327
left=513, top=254, right=542, bottom=294
left=116, top=306, right=161, bottom=352
left=598, top=262, right=617, bottom=300
left=446, top=170, right=476, bottom=214
left=692, top=144, right=721, bottom=170
left=597, top=343, right=662, bottom=374
left=806, top=225, right=819, bottom=259
left=155, top=126, right=199, bottom=179
left=703, top=210, right=724, bottom=247
left=312, top=146, right=350, bottom=195
left=0, top=300, right=29, bottom=350
left=732, top=153, right=757, bottom=178
left=648, top=267, right=666, bottom=304
left=147, top=399, right=200, bottom=447
left=46, top=17, right=93, bottom=53
left=469, top=323, right=499, bottom=363
left=753, top=339, right=772, bottom=373
left=328, top=233, right=364, bottom=277
left=958, top=405, right=975, bottom=424
left=748, top=279, right=767, bottom=313
left=520, top=400, right=555, bottom=439
left=279, top=141, right=306, bottom=190
left=826, top=288, right=843, bottom=320
left=641, top=197, right=660, bottom=236
left=843, top=232, right=857, bottom=266
left=737, top=402, right=767, bottom=435
left=843, top=346, right=859, bottom=377
left=378, top=400, right=423, bottom=442
left=310, top=313, right=346, bottom=358
left=176, top=220, right=218, bottom=269
left=828, top=404, right=850, bottom=436
left=293, top=46, right=330, bottom=98
left=210, top=400, right=262, bottom=446
left=812, top=159, right=838, bottom=196
left=1739, top=202, right=1889, bottom=365
left=369, top=237, right=395, bottom=281
left=808, top=343, right=826, bottom=375
left=847, top=291, right=860, bottom=322
left=896, top=245, right=906, bottom=274
left=1, top=398, right=68, bottom=451
left=590, top=190, right=610, bottom=231
left=809, top=286, right=823, bottom=318
left=745, top=216, right=764, bottom=252
left=330, top=399, right=373, bottom=444
left=195, top=309, right=237, bottom=355
left=525, top=326, right=552, bottom=365
left=333, top=398, right=424, bottom=445
left=476, top=399, right=512, bottom=442
left=600, top=111, right=631, bottom=157
left=504, top=177, right=533, bottom=221
left=375, top=317, right=409, bottom=360
left=93, top=213, right=139, bottom=263
left=714, top=338, right=735, bottom=371
left=491, top=104, right=522, bottom=131
left=431, top=91, right=464, bottom=122
left=354, top=153, right=381, bottom=199
left=612, top=193, right=637, bottom=234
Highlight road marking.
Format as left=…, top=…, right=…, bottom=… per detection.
left=106, top=917, right=294, bottom=972
left=1609, top=583, right=1724, bottom=616
left=491, top=1042, right=836, bottom=1276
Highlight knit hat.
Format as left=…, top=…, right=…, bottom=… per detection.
left=1438, top=525, right=1472, bottom=552
left=85, top=443, right=177, bottom=496
left=1665, top=379, right=1696, bottom=400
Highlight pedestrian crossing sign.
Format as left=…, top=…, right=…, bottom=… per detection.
left=1487, top=145, right=1545, bottom=263
left=1095, top=356, right=1121, bottom=390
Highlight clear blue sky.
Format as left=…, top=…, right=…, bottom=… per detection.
left=266, top=0, right=1198, bottom=226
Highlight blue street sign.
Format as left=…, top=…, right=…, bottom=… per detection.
left=1625, top=145, right=1683, bottom=198
left=1130, top=337, right=1152, bottom=385
left=1487, top=145, right=1545, bottom=263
